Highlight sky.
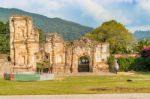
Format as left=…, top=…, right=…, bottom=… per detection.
left=0, top=0, right=150, bottom=32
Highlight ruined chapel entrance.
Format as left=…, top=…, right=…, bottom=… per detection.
left=78, top=56, right=90, bottom=72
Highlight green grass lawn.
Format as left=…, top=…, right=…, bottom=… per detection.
left=1, top=72, right=150, bottom=95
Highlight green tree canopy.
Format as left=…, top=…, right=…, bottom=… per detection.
left=0, top=21, right=45, bottom=54
left=134, top=38, right=150, bottom=52
left=85, top=20, right=134, bottom=54
left=0, top=21, right=9, bottom=54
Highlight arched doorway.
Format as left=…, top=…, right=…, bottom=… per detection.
left=78, top=56, right=90, bottom=72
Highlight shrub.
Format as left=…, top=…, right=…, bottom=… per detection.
left=136, top=46, right=150, bottom=71
left=36, top=62, right=43, bottom=69
left=116, top=47, right=150, bottom=72
left=141, top=46, right=150, bottom=57
left=131, top=57, right=149, bottom=71
left=145, top=56, right=150, bottom=65
left=117, top=57, right=136, bottom=72
left=107, top=55, right=115, bottom=72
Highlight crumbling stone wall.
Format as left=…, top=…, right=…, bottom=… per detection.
left=10, top=16, right=109, bottom=74
left=45, top=33, right=66, bottom=74
left=65, top=38, right=109, bottom=73
left=10, top=16, right=39, bottom=72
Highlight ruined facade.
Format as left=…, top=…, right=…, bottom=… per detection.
left=10, top=16, right=110, bottom=74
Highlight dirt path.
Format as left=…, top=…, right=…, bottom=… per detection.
left=0, top=94, right=150, bottom=99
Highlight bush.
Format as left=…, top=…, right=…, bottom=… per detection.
left=131, top=57, right=147, bottom=71
left=141, top=47, right=150, bottom=57
left=145, top=56, right=150, bottom=65
left=107, top=55, right=115, bottom=72
left=116, top=47, right=150, bottom=72
left=118, top=57, right=150, bottom=72
left=117, top=57, right=136, bottom=72
left=36, top=60, right=49, bottom=69
left=135, top=47, right=150, bottom=71
left=36, top=62, right=43, bottom=69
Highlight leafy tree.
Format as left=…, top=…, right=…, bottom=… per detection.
left=38, top=28, right=45, bottom=43
left=134, top=38, right=150, bottom=52
left=0, top=21, right=46, bottom=54
left=85, top=20, right=134, bottom=54
left=0, top=21, right=9, bottom=54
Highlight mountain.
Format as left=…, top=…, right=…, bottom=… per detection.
left=0, top=7, right=93, bottom=41
left=134, top=30, right=150, bottom=40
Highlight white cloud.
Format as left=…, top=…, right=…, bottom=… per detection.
left=0, top=0, right=64, bottom=10
left=128, top=25, right=150, bottom=32
left=31, top=0, right=64, bottom=10
left=97, top=0, right=135, bottom=4
left=0, top=0, right=133, bottom=24
left=137, top=0, right=150, bottom=13
left=0, top=0, right=149, bottom=28
left=0, top=0, right=66, bottom=18
left=0, top=0, right=132, bottom=24
left=0, top=0, right=28, bottom=8
left=76, top=0, right=131, bottom=24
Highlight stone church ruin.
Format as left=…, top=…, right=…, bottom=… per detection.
left=10, top=16, right=110, bottom=74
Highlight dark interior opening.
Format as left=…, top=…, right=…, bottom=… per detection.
left=78, top=56, right=89, bottom=72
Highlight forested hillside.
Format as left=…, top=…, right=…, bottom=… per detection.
left=0, top=7, right=92, bottom=41
left=134, top=30, right=150, bottom=40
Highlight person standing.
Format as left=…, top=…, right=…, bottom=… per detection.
left=114, top=59, right=119, bottom=74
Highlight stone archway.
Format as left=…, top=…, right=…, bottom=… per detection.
left=78, top=56, right=90, bottom=72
